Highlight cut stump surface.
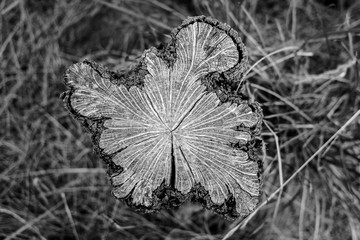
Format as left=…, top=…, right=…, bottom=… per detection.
left=63, top=16, right=263, bottom=219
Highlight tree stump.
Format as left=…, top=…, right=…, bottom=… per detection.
left=62, top=16, right=263, bottom=219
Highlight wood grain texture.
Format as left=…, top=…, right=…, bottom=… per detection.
left=63, top=16, right=263, bottom=218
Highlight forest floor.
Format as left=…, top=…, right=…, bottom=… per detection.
left=1, top=0, right=359, bottom=239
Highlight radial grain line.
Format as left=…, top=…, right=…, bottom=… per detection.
left=171, top=93, right=204, bottom=131
left=180, top=23, right=197, bottom=86
left=197, top=35, right=229, bottom=70
left=200, top=25, right=212, bottom=49
left=143, top=91, right=168, bottom=129
left=178, top=146, right=195, bottom=179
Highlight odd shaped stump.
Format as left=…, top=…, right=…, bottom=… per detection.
left=63, top=16, right=263, bottom=219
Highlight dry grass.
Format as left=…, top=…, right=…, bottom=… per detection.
left=1, top=0, right=359, bottom=239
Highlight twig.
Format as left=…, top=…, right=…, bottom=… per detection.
left=97, top=0, right=172, bottom=31
left=236, top=46, right=300, bottom=92
left=222, top=109, right=360, bottom=240
left=4, top=202, right=63, bottom=240
left=61, top=193, right=80, bottom=240
left=264, top=121, right=284, bottom=223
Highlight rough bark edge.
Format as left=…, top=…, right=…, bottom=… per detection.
left=61, top=16, right=263, bottom=220
left=159, top=16, right=248, bottom=81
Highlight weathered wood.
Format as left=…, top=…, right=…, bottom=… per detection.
left=62, top=16, right=263, bottom=219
